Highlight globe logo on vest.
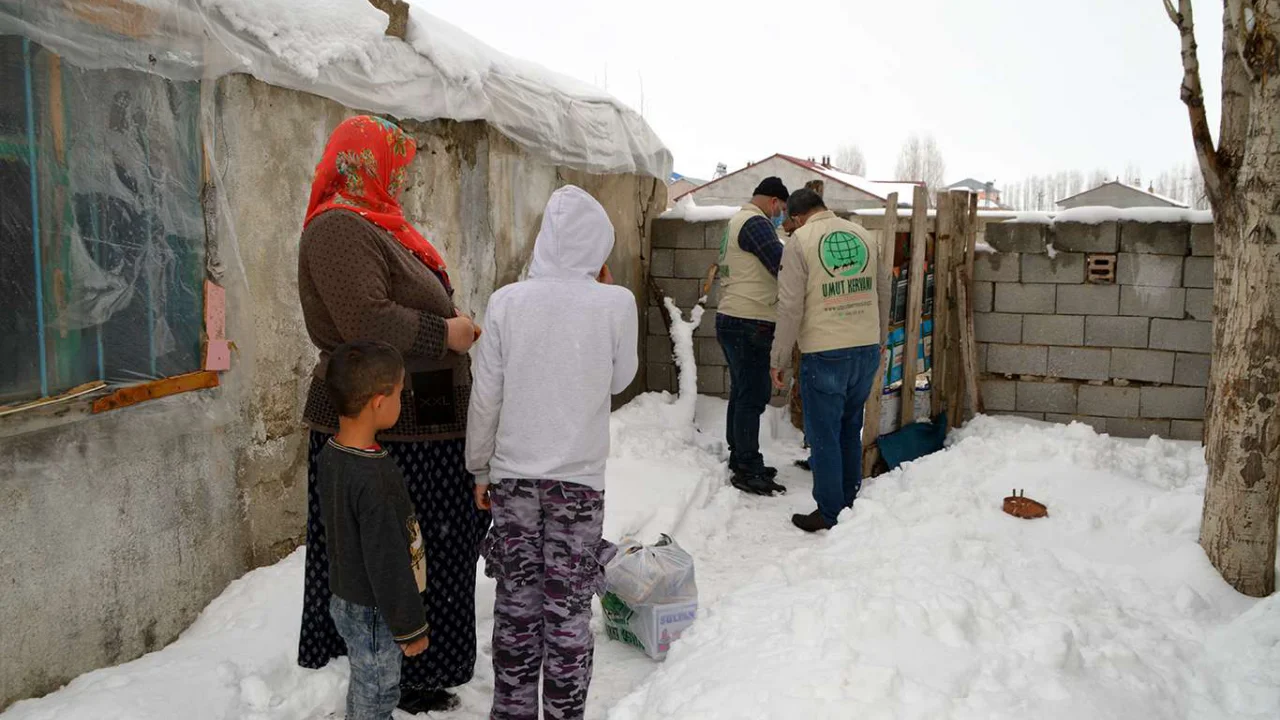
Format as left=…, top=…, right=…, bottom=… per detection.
left=819, top=231, right=869, bottom=278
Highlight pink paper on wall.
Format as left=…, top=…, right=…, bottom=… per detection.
left=204, top=281, right=231, bottom=371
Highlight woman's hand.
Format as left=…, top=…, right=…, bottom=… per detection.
left=446, top=315, right=478, bottom=353
left=597, top=264, right=613, bottom=285
left=400, top=635, right=430, bottom=657
left=474, top=483, right=491, bottom=511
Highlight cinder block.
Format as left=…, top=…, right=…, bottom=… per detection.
left=975, top=253, right=1021, bottom=282
left=1022, top=253, right=1086, bottom=284
left=1174, top=353, right=1211, bottom=387
left=654, top=277, right=701, bottom=308
left=1119, top=222, right=1191, bottom=255
left=981, top=379, right=1017, bottom=411
left=1184, top=256, right=1215, bottom=288
left=1117, top=253, right=1183, bottom=287
left=1120, top=286, right=1186, bottom=319
left=650, top=248, right=675, bottom=277
left=972, top=281, right=994, bottom=313
left=1057, top=284, right=1120, bottom=315
left=695, top=317, right=717, bottom=338
left=646, top=363, right=675, bottom=393
left=648, top=306, right=668, bottom=336
left=1048, top=347, right=1111, bottom=381
left=697, top=337, right=727, bottom=366
left=1185, top=289, right=1213, bottom=321
left=673, top=249, right=720, bottom=279
left=1022, top=315, right=1084, bottom=346
left=1078, top=385, right=1141, bottom=418
left=974, top=312, right=1023, bottom=344
left=1045, top=413, right=1108, bottom=434
left=1017, top=381, right=1078, bottom=414
left=1054, top=222, right=1119, bottom=252
left=1171, top=420, right=1205, bottom=442
left=1110, top=349, right=1176, bottom=384
left=705, top=223, right=730, bottom=249
left=697, top=365, right=726, bottom=395
left=992, top=411, right=1046, bottom=422
left=994, top=283, right=1056, bottom=314
left=1190, top=224, right=1215, bottom=256
left=1150, top=319, right=1212, bottom=353
left=1085, top=316, right=1150, bottom=349
left=1108, top=418, right=1171, bottom=439
left=987, top=344, right=1048, bottom=376
left=647, top=334, right=673, bottom=363
left=977, top=343, right=988, bottom=373
left=1141, top=386, right=1206, bottom=419
left=986, top=223, right=1048, bottom=253
left=652, top=219, right=708, bottom=249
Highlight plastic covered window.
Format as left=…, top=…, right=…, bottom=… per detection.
left=0, top=36, right=204, bottom=405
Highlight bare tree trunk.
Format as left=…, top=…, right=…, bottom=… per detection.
left=1168, top=0, right=1280, bottom=597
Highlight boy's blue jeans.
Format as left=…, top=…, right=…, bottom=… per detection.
left=799, top=345, right=882, bottom=526
left=330, top=595, right=402, bottom=720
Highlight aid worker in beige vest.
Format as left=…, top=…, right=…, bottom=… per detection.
left=769, top=188, right=881, bottom=532
left=716, top=176, right=790, bottom=497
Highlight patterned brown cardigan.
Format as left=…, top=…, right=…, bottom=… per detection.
left=297, top=210, right=470, bottom=441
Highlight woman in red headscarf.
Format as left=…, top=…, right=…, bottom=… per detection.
left=295, top=115, right=486, bottom=713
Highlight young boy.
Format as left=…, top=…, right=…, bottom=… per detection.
left=318, top=341, right=429, bottom=720
left=466, top=185, right=638, bottom=720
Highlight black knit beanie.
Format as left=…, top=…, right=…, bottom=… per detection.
left=752, top=177, right=790, bottom=202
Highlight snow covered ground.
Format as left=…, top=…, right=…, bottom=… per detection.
left=4, top=400, right=1279, bottom=719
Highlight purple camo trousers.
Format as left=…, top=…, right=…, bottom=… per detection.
left=483, top=480, right=616, bottom=720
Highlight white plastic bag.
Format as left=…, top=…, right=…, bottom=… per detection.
left=602, top=535, right=698, bottom=659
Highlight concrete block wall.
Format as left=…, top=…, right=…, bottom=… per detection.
left=976, top=219, right=1214, bottom=440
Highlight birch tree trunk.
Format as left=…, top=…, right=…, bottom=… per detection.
left=1168, top=0, right=1280, bottom=597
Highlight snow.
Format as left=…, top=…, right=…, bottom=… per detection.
left=1, top=1, right=671, bottom=178
left=6, top=411, right=1279, bottom=719
left=662, top=297, right=706, bottom=429
left=660, top=196, right=741, bottom=223
left=1053, top=206, right=1214, bottom=225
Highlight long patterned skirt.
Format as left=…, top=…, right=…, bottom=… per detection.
left=298, top=431, right=491, bottom=690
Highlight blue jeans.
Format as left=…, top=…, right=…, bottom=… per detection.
left=716, top=313, right=775, bottom=475
left=799, top=345, right=881, bottom=526
left=330, top=595, right=402, bottom=720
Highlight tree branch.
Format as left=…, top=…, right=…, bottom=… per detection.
left=1166, top=0, right=1224, bottom=202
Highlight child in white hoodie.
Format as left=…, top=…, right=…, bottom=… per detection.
left=466, top=185, right=638, bottom=720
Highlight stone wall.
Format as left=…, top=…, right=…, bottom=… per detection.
left=0, top=73, right=663, bottom=709
left=976, top=219, right=1213, bottom=439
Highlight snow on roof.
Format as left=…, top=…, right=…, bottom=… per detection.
left=1, top=0, right=672, bottom=179
left=1056, top=181, right=1189, bottom=209
left=779, top=155, right=922, bottom=205
left=659, top=196, right=741, bottom=222
left=948, top=178, right=993, bottom=191
left=1052, top=206, right=1211, bottom=224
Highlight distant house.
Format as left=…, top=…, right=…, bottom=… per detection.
left=666, top=172, right=706, bottom=208
left=1057, top=181, right=1188, bottom=210
left=947, top=178, right=1005, bottom=209
left=678, top=154, right=921, bottom=212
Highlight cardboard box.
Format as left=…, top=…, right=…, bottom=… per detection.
left=601, top=593, right=697, bottom=660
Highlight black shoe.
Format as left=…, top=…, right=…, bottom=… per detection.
left=791, top=509, right=831, bottom=533
left=399, top=688, right=460, bottom=715
left=731, top=472, right=779, bottom=496
left=731, top=464, right=778, bottom=479
left=794, top=458, right=811, bottom=471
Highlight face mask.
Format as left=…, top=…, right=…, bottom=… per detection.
left=773, top=213, right=785, bottom=230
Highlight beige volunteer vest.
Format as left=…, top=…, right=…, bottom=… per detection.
left=793, top=211, right=880, bottom=353
left=717, top=205, right=779, bottom=322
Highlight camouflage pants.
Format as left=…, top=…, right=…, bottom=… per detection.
left=482, top=480, right=615, bottom=720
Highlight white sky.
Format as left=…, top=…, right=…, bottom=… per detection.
left=425, top=0, right=1224, bottom=186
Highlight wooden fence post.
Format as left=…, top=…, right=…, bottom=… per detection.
left=862, top=194, right=898, bottom=478
left=900, top=186, right=930, bottom=426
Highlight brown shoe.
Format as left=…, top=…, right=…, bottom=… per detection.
left=791, top=509, right=831, bottom=533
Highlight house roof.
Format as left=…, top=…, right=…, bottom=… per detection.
left=1, top=0, right=672, bottom=179
left=676, top=153, right=922, bottom=206
left=948, top=178, right=994, bottom=192
left=669, top=172, right=707, bottom=185
left=1056, top=181, right=1188, bottom=209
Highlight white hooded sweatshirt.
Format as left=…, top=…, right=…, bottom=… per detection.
left=465, top=186, right=639, bottom=491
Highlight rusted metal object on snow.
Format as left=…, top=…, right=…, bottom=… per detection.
left=1003, top=489, right=1048, bottom=519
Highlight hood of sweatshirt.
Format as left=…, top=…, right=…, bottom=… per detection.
left=527, top=185, right=615, bottom=281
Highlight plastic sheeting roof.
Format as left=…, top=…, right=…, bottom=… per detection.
left=0, top=0, right=673, bottom=179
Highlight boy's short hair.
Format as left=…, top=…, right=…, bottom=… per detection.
left=326, top=341, right=404, bottom=418
left=786, top=188, right=827, bottom=218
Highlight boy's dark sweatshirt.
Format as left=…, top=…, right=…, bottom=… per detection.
left=318, top=439, right=428, bottom=643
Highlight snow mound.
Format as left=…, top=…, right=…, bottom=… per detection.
left=660, top=196, right=741, bottom=223
left=608, top=416, right=1278, bottom=720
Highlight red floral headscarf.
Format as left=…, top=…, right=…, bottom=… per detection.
left=304, top=116, right=450, bottom=289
